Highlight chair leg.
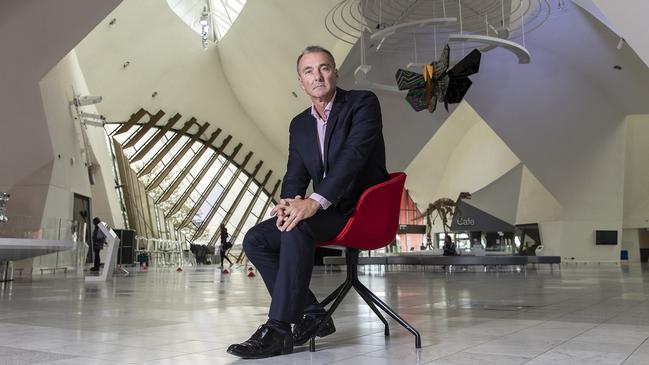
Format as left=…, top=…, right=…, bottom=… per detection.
left=353, top=280, right=390, bottom=336
left=310, top=279, right=353, bottom=352
left=354, top=280, right=422, bottom=349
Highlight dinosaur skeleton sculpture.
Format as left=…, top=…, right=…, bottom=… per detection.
left=413, top=192, right=471, bottom=249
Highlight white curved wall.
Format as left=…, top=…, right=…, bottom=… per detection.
left=0, top=0, right=121, bottom=226
left=406, top=101, right=520, bottom=206
left=623, top=114, right=649, bottom=229
left=74, top=1, right=285, bottom=186
left=590, top=0, right=649, bottom=68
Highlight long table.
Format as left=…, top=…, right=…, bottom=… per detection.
left=0, top=238, right=75, bottom=281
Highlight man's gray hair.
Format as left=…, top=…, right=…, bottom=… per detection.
left=296, top=46, right=336, bottom=73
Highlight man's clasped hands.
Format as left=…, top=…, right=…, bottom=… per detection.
left=270, top=195, right=321, bottom=232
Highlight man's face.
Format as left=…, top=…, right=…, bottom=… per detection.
left=297, top=51, right=338, bottom=100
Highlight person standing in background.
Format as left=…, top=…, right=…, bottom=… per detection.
left=91, top=217, right=107, bottom=271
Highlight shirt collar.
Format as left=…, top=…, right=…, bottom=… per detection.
left=310, top=91, right=336, bottom=122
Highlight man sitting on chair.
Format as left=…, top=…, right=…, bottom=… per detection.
left=227, top=46, right=389, bottom=359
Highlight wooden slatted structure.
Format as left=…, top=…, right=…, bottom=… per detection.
left=107, top=107, right=278, bottom=251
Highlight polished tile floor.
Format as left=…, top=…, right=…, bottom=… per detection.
left=1, top=263, right=648, bottom=364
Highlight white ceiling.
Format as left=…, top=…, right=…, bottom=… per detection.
left=0, top=0, right=122, bottom=187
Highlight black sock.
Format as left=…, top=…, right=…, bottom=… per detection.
left=266, top=319, right=291, bottom=333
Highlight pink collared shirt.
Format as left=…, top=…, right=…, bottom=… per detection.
left=308, top=95, right=335, bottom=210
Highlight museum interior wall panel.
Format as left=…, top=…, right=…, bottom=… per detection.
left=404, top=101, right=478, bottom=205
left=70, top=56, right=124, bottom=228
left=591, top=0, right=649, bottom=68
left=621, top=229, right=641, bottom=263
left=38, top=52, right=93, bottom=217
left=74, top=0, right=284, bottom=183
left=538, top=221, right=563, bottom=257
left=639, top=229, right=649, bottom=249
left=217, top=0, right=354, bottom=156
left=433, top=119, right=520, bottom=202
left=623, top=114, right=649, bottom=229
left=38, top=50, right=122, bottom=228
left=467, top=164, right=524, bottom=225
left=559, top=220, right=621, bottom=262
left=538, top=220, right=620, bottom=262
left=0, top=1, right=122, bottom=223
left=1, top=162, right=54, bottom=233
left=515, top=166, right=563, bottom=225
left=405, top=103, right=521, bottom=236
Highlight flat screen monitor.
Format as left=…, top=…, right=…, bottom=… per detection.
left=595, top=230, right=618, bottom=245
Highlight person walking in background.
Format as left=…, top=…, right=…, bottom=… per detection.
left=91, top=217, right=106, bottom=271
left=219, top=223, right=233, bottom=268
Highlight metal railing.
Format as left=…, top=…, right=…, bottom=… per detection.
left=134, top=236, right=196, bottom=267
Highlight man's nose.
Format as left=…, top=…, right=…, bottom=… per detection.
left=314, top=70, right=324, bottom=81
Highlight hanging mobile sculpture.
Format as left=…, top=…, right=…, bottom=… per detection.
left=395, top=44, right=481, bottom=113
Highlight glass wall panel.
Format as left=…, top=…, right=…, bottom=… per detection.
left=109, top=124, right=276, bottom=250
left=219, top=176, right=245, bottom=213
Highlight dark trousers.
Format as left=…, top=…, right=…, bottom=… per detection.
left=93, top=248, right=101, bottom=269
left=243, top=209, right=347, bottom=323
left=220, top=251, right=233, bottom=266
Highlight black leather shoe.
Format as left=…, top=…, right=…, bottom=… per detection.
left=293, top=315, right=336, bottom=346
left=227, top=324, right=293, bottom=359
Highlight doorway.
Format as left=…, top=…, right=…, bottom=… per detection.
left=73, top=194, right=92, bottom=263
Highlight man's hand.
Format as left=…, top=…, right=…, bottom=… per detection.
left=271, top=195, right=302, bottom=229
left=279, top=196, right=321, bottom=232
left=271, top=198, right=289, bottom=229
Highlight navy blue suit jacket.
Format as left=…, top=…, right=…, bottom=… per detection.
left=281, top=88, right=389, bottom=217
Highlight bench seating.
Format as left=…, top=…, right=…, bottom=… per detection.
left=527, top=256, right=561, bottom=264
left=323, top=255, right=561, bottom=270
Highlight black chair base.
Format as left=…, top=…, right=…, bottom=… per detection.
left=310, top=248, right=422, bottom=352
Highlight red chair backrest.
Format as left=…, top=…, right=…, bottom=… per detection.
left=318, top=172, right=406, bottom=250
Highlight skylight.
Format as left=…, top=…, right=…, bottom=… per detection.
left=167, top=0, right=247, bottom=47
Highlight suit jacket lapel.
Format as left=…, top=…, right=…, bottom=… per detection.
left=323, top=88, right=347, bottom=174
left=304, top=112, right=324, bottom=181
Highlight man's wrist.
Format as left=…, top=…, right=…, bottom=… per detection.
left=308, top=196, right=323, bottom=210
left=309, top=193, right=331, bottom=210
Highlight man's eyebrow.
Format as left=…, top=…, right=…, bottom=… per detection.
left=301, top=63, right=333, bottom=74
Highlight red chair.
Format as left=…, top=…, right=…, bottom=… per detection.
left=310, top=172, right=421, bottom=351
